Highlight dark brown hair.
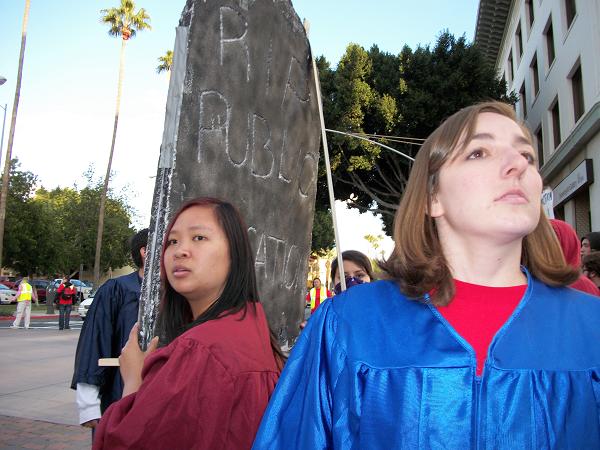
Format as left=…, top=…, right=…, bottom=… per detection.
left=155, top=197, right=285, bottom=368
left=583, top=232, right=600, bottom=252
left=380, top=101, right=577, bottom=305
left=583, top=251, right=600, bottom=277
left=330, top=250, right=376, bottom=283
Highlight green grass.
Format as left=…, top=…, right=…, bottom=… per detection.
left=0, top=304, right=54, bottom=316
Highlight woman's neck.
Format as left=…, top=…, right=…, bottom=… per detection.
left=186, top=288, right=225, bottom=320
left=440, top=234, right=527, bottom=286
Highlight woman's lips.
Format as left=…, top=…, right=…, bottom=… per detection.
left=495, top=189, right=528, bottom=204
left=172, top=267, right=191, bottom=277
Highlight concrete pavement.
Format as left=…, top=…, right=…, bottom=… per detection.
left=0, top=326, right=90, bottom=449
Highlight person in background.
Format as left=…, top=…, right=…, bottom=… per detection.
left=300, top=251, right=375, bottom=330
left=549, top=219, right=600, bottom=296
left=583, top=251, right=600, bottom=289
left=94, top=198, right=283, bottom=449
left=581, top=231, right=600, bottom=258
left=71, top=229, right=148, bottom=433
left=253, top=101, right=600, bottom=449
left=329, top=249, right=375, bottom=295
left=305, top=277, right=331, bottom=314
left=57, top=277, right=77, bottom=330
left=10, top=277, right=36, bottom=329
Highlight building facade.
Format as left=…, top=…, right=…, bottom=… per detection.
left=476, top=0, right=600, bottom=235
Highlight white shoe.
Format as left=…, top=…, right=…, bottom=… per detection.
left=9, top=325, right=19, bottom=329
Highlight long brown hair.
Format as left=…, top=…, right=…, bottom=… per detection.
left=155, top=197, right=285, bottom=368
left=380, top=101, right=577, bottom=305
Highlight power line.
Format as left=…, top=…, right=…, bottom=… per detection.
left=325, top=129, right=415, bottom=162
left=357, top=132, right=426, bottom=142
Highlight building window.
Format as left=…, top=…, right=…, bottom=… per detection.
left=535, top=126, right=544, bottom=167
left=551, top=98, right=561, bottom=149
left=545, top=19, right=555, bottom=68
left=565, top=0, right=577, bottom=29
left=507, top=50, right=514, bottom=84
left=526, top=0, right=535, bottom=31
left=570, top=63, right=584, bottom=122
left=515, top=23, right=523, bottom=62
left=531, top=54, right=540, bottom=97
left=520, top=84, right=527, bottom=117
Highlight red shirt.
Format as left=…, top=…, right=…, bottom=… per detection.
left=57, top=284, right=77, bottom=305
left=437, top=280, right=526, bottom=376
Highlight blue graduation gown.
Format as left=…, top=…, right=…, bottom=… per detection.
left=253, top=271, right=600, bottom=449
left=71, top=272, right=141, bottom=413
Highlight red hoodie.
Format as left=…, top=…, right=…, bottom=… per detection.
left=550, top=219, right=600, bottom=296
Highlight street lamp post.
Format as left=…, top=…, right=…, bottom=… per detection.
left=0, top=102, right=6, bottom=176
left=0, top=77, right=6, bottom=160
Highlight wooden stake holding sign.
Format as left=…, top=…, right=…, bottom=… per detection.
left=305, top=20, right=346, bottom=294
left=99, top=358, right=120, bottom=367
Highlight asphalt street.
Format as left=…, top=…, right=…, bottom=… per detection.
left=0, top=316, right=90, bottom=449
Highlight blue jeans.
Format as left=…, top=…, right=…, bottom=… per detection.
left=59, top=304, right=72, bottom=329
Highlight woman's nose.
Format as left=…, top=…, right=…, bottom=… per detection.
left=174, top=245, right=190, bottom=258
left=501, top=148, right=528, bottom=178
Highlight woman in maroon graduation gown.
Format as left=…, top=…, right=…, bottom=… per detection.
left=94, top=198, right=284, bottom=449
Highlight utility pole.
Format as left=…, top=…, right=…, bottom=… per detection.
left=0, top=0, right=31, bottom=270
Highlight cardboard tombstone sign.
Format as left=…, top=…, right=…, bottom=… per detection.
left=139, top=0, right=320, bottom=350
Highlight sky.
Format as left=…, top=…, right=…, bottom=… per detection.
left=0, top=0, right=479, bottom=259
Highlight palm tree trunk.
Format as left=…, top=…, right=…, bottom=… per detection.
left=0, top=0, right=30, bottom=271
left=94, top=37, right=127, bottom=286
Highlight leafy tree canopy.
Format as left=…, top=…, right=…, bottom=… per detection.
left=311, top=208, right=335, bottom=255
left=3, top=160, right=136, bottom=277
left=315, top=31, right=517, bottom=234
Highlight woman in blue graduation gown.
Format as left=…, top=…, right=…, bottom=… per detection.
left=253, top=102, right=600, bottom=449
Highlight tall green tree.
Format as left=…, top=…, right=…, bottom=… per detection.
left=0, top=0, right=31, bottom=271
left=0, top=161, right=135, bottom=276
left=95, top=0, right=151, bottom=286
left=311, top=208, right=335, bottom=255
left=34, top=174, right=135, bottom=276
left=317, top=31, right=516, bottom=233
left=2, top=159, right=54, bottom=275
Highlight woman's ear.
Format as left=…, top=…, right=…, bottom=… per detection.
left=429, top=194, right=444, bottom=219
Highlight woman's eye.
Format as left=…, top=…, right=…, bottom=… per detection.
left=192, top=235, right=205, bottom=241
left=467, top=149, right=484, bottom=159
left=166, top=238, right=177, bottom=246
left=522, top=152, right=536, bottom=164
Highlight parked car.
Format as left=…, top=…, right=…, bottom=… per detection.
left=70, top=279, right=93, bottom=301
left=31, top=279, right=50, bottom=303
left=0, top=276, right=18, bottom=290
left=0, top=283, right=17, bottom=304
left=78, top=294, right=94, bottom=320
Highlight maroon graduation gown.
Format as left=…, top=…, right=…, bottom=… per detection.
left=94, top=303, right=280, bottom=450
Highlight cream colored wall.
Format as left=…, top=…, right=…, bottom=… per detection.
left=496, top=0, right=600, bottom=231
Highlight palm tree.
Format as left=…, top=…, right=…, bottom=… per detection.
left=0, top=0, right=31, bottom=271
left=94, top=0, right=151, bottom=286
left=156, top=50, right=173, bottom=80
